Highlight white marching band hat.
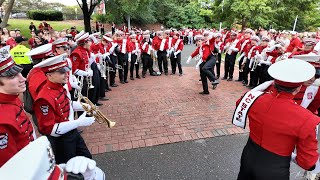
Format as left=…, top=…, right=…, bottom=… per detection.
left=268, top=59, right=316, bottom=87
left=0, top=136, right=64, bottom=180
left=76, top=32, right=89, bottom=43
left=102, top=35, right=113, bottom=42
left=25, top=43, right=53, bottom=60
left=74, top=30, right=85, bottom=41
left=0, top=45, right=23, bottom=77
left=34, top=53, right=70, bottom=73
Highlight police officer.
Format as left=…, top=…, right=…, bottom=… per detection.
left=0, top=45, right=35, bottom=167
left=235, top=59, right=320, bottom=179
left=33, top=54, right=95, bottom=164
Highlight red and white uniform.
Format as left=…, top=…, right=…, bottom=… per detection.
left=190, top=43, right=211, bottom=61
left=286, top=37, right=301, bottom=53
left=0, top=93, right=35, bottom=167
left=70, top=46, right=90, bottom=73
left=153, top=38, right=169, bottom=51
left=171, top=38, right=184, bottom=54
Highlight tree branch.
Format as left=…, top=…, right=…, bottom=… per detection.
left=76, top=0, right=82, bottom=9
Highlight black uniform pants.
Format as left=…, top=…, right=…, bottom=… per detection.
left=237, top=138, right=290, bottom=180
left=243, top=58, right=251, bottom=84
left=109, top=55, right=117, bottom=85
left=89, top=63, right=100, bottom=104
left=238, top=56, right=245, bottom=81
left=157, top=50, right=168, bottom=73
left=117, top=53, right=125, bottom=82
left=249, top=66, right=261, bottom=87
left=170, top=53, right=182, bottom=74
left=47, top=129, right=92, bottom=164
left=130, top=54, right=140, bottom=78
left=259, top=64, right=273, bottom=84
left=224, top=53, right=237, bottom=79
left=142, top=53, right=154, bottom=75
left=202, top=55, right=216, bottom=82
left=215, top=53, right=221, bottom=78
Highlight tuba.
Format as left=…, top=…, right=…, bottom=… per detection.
left=79, top=95, right=116, bottom=128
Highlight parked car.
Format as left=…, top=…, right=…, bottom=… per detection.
left=11, top=13, right=27, bottom=19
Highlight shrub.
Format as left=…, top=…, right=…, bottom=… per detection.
left=27, top=10, right=63, bottom=21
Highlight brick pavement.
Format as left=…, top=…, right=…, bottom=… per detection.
left=81, top=63, right=250, bottom=154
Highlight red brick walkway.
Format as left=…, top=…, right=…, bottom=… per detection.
left=82, top=66, right=249, bottom=154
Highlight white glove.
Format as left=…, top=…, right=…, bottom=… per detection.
left=186, top=56, right=192, bottom=64
left=195, top=60, right=202, bottom=69
left=128, top=53, right=131, bottom=62
left=103, top=52, right=110, bottom=59
left=89, top=35, right=99, bottom=44
left=154, top=51, right=158, bottom=58
left=77, top=112, right=95, bottom=127
left=132, top=50, right=137, bottom=54
left=87, top=69, right=93, bottom=77
left=75, top=69, right=89, bottom=76
left=89, top=57, right=95, bottom=67
left=109, top=43, right=118, bottom=54
left=70, top=75, right=81, bottom=90
left=291, top=152, right=297, bottom=164
left=97, top=63, right=101, bottom=70
left=275, top=44, right=282, bottom=48
left=72, top=101, right=88, bottom=111
left=65, top=156, right=96, bottom=179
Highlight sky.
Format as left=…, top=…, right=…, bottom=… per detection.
left=42, top=0, right=78, bottom=6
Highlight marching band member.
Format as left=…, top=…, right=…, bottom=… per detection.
left=153, top=31, right=169, bottom=75
left=105, top=33, right=119, bottom=88
left=170, top=31, right=184, bottom=76
left=70, top=32, right=101, bottom=105
left=141, top=31, right=158, bottom=78
left=128, top=33, right=141, bottom=80
left=222, top=31, right=240, bottom=81
left=186, top=35, right=219, bottom=94
left=0, top=46, right=35, bottom=167
left=245, top=35, right=260, bottom=88
left=286, top=31, right=301, bottom=54
left=235, top=59, right=320, bottom=179
left=33, top=54, right=95, bottom=164
left=214, top=33, right=223, bottom=79
left=0, top=136, right=105, bottom=180
left=235, top=28, right=253, bottom=83
left=98, top=35, right=114, bottom=93
left=115, top=30, right=130, bottom=84
left=289, top=38, right=317, bottom=56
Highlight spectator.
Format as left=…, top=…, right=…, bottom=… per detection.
left=15, top=29, right=21, bottom=37
left=70, top=26, right=77, bottom=37
left=111, top=22, right=115, bottom=35
left=29, top=22, right=36, bottom=32
left=1, top=28, right=9, bottom=43
left=6, top=30, right=17, bottom=49
left=33, top=36, right=44, bottom=48
left=100, top=23, right=105, bottom=34
left=10, top=36, right=32, bottom=77
left=28, top=31, right=36, bottom=49
left=35, top=30, right=48, bottom=44
left=38, top=23, right=44, bottom=31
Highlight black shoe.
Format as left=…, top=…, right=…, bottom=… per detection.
left=105, top=89, right=109, bottom=92
left=130, top=77, right=134, bottom=80
left=165, top=72, right=168, bottom=76
left=120, top=81, right=125, bottom=84
left=221, top=77, right=228, bottom=80
left=246, top=85, right=254, bottom=89
left=199, top=91, right=210, bottom=95
left=171, top=72, right=175, bottom=75
left=179, top=73, right=182, bottom=76
left=111, top=84, right=118, bottom=87
left=136, top=75, right=141, bottom=79
left=99, top=97, right=109, bottom=101
left=211, top=80, right=219, bottom=85
left=124, top=80, right=129, bottom=83
left=199, top=79, right=202, bottom=81
left=227, top=78, right=232, bottom=81
left=107, top=88, right=112, bottom=91
left=96, top=102, right=103, bottom=106
left=142, top=74, right=146, bottom=78
left=236, top=79, right=243, bottom=82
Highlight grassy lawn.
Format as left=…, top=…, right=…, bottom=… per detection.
left=6, top=19, right=84, bottom=38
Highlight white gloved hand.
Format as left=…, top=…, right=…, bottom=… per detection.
left=154, top=51, right=158, bottom=58
left=275, top=44, right=282, bottom=48
left=87, top=69, right=93, bottom=77
left=72, top=101, right=88, bottom=111
left=70, top=75, right=81, bottom=90
left=128, top=58, right=131, bottom=63
left=174, top=52, right=178, bottom=57
left=77, top=112, right=95, bottom=127
left=186, top=56, right=192, bottom=64
left=195, top=60, right=202, bottom=69
left=132, top=50, right=137, bottom=54
left=103, top=52, right=110, bottom=59
left=65, top=156, right=96, bottom=179
left=97, top=63, right=101, bottom=70
left=75, top=69, right=89, bottom=77
left=259, top=60, right=266, bottom=64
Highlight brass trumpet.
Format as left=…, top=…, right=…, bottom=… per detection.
left=79, top=95, right=116, bottom=128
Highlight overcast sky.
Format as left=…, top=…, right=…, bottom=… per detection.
left=43, top=0, right=78, bottom=6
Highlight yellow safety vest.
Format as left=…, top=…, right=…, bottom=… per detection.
left=10, top=45, right=31, bottom=64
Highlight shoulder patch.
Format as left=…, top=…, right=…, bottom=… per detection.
left=0, top=133, right=8, bottom=149
left=40, top=105, right=49, bottom=115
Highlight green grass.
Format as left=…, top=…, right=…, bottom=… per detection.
left=6, top=19, right=84, bottom=38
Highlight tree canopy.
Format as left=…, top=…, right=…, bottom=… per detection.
left=101, top=0, right=320, bottom=31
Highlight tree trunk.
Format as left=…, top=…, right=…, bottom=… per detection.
left=241, top=17, right=247, bottom=31
left=81, top=0, right=91, bottom=33
left=127, top=15, right=130, bottom=30
left=0, top=0, right=15, bottom=28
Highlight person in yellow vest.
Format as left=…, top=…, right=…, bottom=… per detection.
left=10, top=36, right=32, bottom=77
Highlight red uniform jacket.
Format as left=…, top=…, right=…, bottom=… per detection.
left=115, top=39, right=130, bottom=54
left=171, top=38, right=184, bottom=52
left=33, top=81, right=70, bottom=135
left=153, top=38, right=169, bottom=51
left=237, top=37, right=251, bottom=54
left=266, top=50, right=283, bottom=64
left=70, top=46, right=90, bottom=73
left=27, top=67, right=47, bottom=100
left=0, top=93, right=34, bottom=167
left=191, top=43, right=211, bottom=61
left=237, top=90, right=320, bottom=170
left=286, top=37, right=301, bottom=52
left=141, top=41, right=152, bottom=55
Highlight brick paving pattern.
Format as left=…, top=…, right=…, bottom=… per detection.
left=82, top=60, right=250, bottom=154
